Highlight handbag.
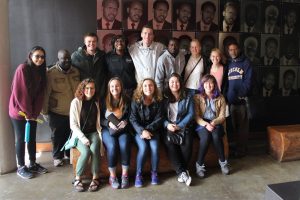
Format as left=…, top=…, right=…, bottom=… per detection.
left=61, top=102, right=93, bottom=151
left=166, top=129, right=185, bottom=145
left=61, top=131, right=78, bottom=151
left=107, top=113, right=124, bottom=136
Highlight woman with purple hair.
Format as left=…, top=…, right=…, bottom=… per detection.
left=194, top=74, right=230, bottom=178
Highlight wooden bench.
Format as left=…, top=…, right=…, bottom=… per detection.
left=268, top=124, right=300, bottom=162
left=70, top=134, right=229, bottom=177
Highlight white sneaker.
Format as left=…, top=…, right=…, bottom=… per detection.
left=54, top=159, right=63, bottom=167
left=177, top=170, right=190, bottom=183
left=177, top=174, right=184, bottom=183
left=179, top=171, right=192, bottom=186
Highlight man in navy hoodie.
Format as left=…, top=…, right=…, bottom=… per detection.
left=226, top=41, right=253, bottom=158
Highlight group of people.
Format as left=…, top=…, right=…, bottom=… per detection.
left=9, top=25, right=253, bottom=192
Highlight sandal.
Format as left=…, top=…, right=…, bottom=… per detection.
left=88, top=178, right=100, bottom=192
left=74, top=179, right=85, bottom=192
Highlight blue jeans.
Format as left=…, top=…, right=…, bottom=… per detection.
left=134, top=132, right=160, bottom=174
left=102, top=127, right=131, bottom=168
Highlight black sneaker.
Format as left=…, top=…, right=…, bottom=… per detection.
left=28, top=163, right=48, bottom=174
left=17, top=166, right=34, bottom=179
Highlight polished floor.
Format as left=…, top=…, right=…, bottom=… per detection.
left=0, top=152, right=300, bottom=200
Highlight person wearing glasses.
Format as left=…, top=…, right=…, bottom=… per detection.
left=9, top=46, right=48, bottom=179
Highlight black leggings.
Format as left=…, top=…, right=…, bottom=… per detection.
left=11, top=118, right=37, bottom=166
left=196, top=125, right=225, bottom=165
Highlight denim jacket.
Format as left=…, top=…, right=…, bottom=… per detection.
left=163, top=96, right=194, bottom=130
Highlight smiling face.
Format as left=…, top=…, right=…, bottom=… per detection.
left=169, top=76, right=181, bottom=93
left=58, top=50, right=71, bottom=70
left=31, top=50, right=45, bottom=67
left=210, top=50, right=221, bottom=65
left=141, top=27, right=154, bottom=46
left=168, top=39, right=179, bottom=55
left=109, top=79, right=122, bottom=98
left=84, top=36, right=98, bottom=54
left=203, top=79, right=215, bottom=95
left=84, top=82, right=96, bottom=100
left=142, top=80, right=155, bottom=97
left=114, top=38, right=125, bottom=52
left=190, top=40, right=201, bottom=57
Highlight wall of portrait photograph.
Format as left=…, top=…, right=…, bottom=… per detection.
left=97, top=0, right=300, bottom=99
left=97, top=0, right=300, bottom=130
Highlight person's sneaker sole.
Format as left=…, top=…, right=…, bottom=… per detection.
left=17, top=172, right=33, bottom=179
left=177, top=176, right=184, bottom=183
left=135, top=184, right=143, bottom=188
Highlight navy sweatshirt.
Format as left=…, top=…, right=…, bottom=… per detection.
left=226, top=54, right=253, bottom=105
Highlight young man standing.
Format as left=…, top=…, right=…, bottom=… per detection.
left=155, top=38, right=185, bottom=92
left=129, top=25, right=165, bottom=83
left=226, top=41, right=253, bottom=157
left=71, top=32, right=107, bottom=98
left=42, top=49, right=80, bottom=166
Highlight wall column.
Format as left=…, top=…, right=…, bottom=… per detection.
left=0, top=0, right=17, bottom=174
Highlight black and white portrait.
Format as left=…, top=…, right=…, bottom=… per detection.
left=280, top=36, right=300, bottom=66
left=97, top=30, right=122, bottom=53
left=262, top=2, right=280, bottom=34
left=220, top=1, right=240, bottom=32
left=197, top=33, right=218, bottom=58
left=241, top=34, right=261, bottom=65
left=258, top=68, right=279, bottom=97
left=241, top=1, right=261, bottom=33
left=281, top=4, right=299, bottom=36
left=97, top=0, right=122, bottom=30
left=173, top=0, right=195, bottom=31
left=122, top=0, right=147, bottom=30
left=148, top=0, right=172, bottom=30
left=279, top=67, right=299, bottom=96
left=196, top=0, right=219, bottom=32
left=173, top=31, right=194, bottom=55
left=219, top=32, right=239, bottom=59
left=260, top=34, right=280, bottom=66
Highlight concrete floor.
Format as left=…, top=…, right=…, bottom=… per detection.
left=1, top=152, right=300, bottom=200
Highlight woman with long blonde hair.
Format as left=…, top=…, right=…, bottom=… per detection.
left=130, top=78, right=163, bottom=188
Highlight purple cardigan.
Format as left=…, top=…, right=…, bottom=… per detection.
left=9, top=64, right=45, bottom=120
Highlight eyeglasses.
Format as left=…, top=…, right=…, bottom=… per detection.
left=32, top=54, right=45, bottom=59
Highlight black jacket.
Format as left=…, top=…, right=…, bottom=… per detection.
left=105, top=51, right=137, bottom=91
left=129, top=99, right=163, bottom=135
left=71, top=46, right=107, bottom=98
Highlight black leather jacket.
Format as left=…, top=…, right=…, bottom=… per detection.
left=129, top=99, right=163, bottom=135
